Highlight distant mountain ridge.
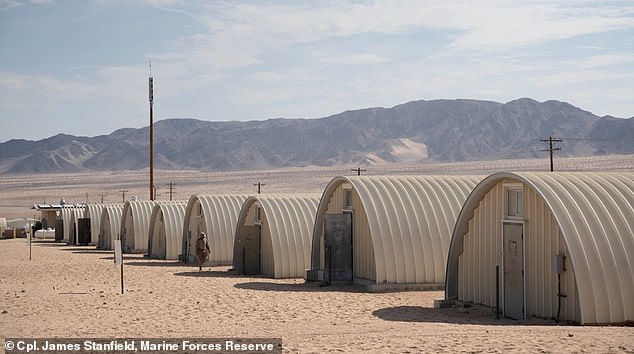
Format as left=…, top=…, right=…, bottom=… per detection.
left=1, top=98, right=632, bottom=174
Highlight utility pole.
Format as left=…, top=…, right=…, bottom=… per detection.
left=253, top=182, right=266, bottom=194
left=351, top=167, right=367, bottom=176
left=541, top=136, right=562, bottom=172
left=154, top=185, right=160, bottom=200
left=120, top=190, right=129, bottom=204
left=168, top=181, right=176, bottom=201
left=149, top=59, right=155, bottom=201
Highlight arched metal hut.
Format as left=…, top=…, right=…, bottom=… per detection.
left=181, top=195, right=248, bottom=265
left=83, top=204, right=117, bottom=245
left=308, top=175, right=482, bottom=291
left=99, top=204, right=124, bottom=250
left=445, top=172, right=634, bottom=325
left=232, top=194, right=320, bottom=278
left=64, top=206, right=86, bottom=245
left=147, top=201, right=187, bottom=260
left=120, top=200, right=157, bottom=253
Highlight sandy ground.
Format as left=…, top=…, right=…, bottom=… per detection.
left=0, top=239, right=632, bottom=353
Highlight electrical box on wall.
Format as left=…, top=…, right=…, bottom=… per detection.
left=552, top=254, right=566, bottom=273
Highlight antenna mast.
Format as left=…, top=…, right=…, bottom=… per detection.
left=149, top=59, right=155, bottom=200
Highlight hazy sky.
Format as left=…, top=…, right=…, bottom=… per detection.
left=1, top=0, right=633, bottom=142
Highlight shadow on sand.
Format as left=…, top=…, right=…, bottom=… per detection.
left=233, top=281, right=366, bottom=293
left=372, top=305, right=556, bottom=326
left=125, top=260, right=186, bottom=267
left=32, top=241, right=67, bottom=247
left=174, top=269, right=243, bottom=278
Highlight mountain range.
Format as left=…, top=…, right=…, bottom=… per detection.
left=1, top=98, right=632, bottom=174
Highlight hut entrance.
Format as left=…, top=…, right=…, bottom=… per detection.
left=242, top=225, right=261, bottom=275
left=78, top=218, right=91, bottom=245
left=503, top=222, right=525, bottom=320
left=324, top=213, right=353, bottom=284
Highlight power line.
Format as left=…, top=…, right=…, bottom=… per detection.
left=558, top=137, right=633, bottom=143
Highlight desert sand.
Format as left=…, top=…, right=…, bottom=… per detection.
left=1, top=156, right=634, bottom=353
left=0, top=239, right=632, bottom=353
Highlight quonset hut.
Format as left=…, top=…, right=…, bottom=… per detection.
left=232, top=194, right=320, bottom=278
left=83, top=204, right=116, bottom=245
left=181, top=195, right=248, bottom=265
left=99, top=204, right=124, bottom=250
left=445, top=172, right=634, bottom=325
left=62, top=206, right=86, bottom=245
left=147, top=201, right=187, bottom=260
left=307, top=175, right=482, bottom=291
left=120, top=200, right=157, bottom=253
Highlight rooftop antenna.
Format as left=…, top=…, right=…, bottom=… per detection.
left=149, top=59, right=155, bottom=200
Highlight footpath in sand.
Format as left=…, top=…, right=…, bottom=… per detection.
left=1, top=238, right=632, bottom=353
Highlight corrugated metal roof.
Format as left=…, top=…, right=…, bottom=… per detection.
left=120, top=200, right=157, bottom=253
left=61, top=206, right=85, bottom=244
left=99, top=204, right=124, bottom=250
left=312, top=175, right=483, bottom=284
left=84, top=204, right=120, bottom=245
left=148, top=201, right=187, bottom=260
left=236, top=194, right=320, bottom=278
left=182, top=195, right=249, bottom=263
left=446, top=171, right=634, bottom=324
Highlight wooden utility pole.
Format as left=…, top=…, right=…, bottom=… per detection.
left=351, top=167, right=367, bottom=176
left=120, top=190, right=129, bottom=204
left=149, top=60, right=155, bottom=200
left=168, top=181, right=176, bottom=201
left=254, top=182, right=266, bottom=194
left=541, top=136, right=562, bottom=172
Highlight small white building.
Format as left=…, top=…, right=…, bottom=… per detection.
left=232, top=194, right=320, bottom=278
left=445, top=172, right=634, bottom=325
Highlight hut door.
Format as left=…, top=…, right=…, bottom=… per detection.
left=324, top=213, right=353, bottom=284
left=78, top=218, right=91, bottom=245
left=243, top=226, right=261, bottom=275
left=503, top=222, right=524, bottom=320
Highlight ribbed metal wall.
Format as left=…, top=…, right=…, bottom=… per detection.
left=84, top=204, right=118, bottom=245
left=148, top=201, right=187, bottom=260
left=61, top=207, right=76, bottom=243
left=182, top=195, right=248, bottom=264
left=99, top=204, right=123, bottom=250
left=67, top=207, right=86, bottom=245
left=234, top=194, right=320, bottom=278
left=311, top=175, right=482, bottom=284
left=120, top=200, right=157, bottom=253
left=446, top=172, right=634, bottom=324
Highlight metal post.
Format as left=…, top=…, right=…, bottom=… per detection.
left=29, top=221, right=32, bottom=261
left=149, top=75, right=154, bottom=200
left=120, top=257, right=124, bottom=295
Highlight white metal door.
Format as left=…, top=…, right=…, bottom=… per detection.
left=503, top=222, right=524, bottom=320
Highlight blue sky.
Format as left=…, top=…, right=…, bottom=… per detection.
left=1, top=0, right=633, bottom=142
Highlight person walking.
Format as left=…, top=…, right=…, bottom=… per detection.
left=195, top=232, right=210, bottom=271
